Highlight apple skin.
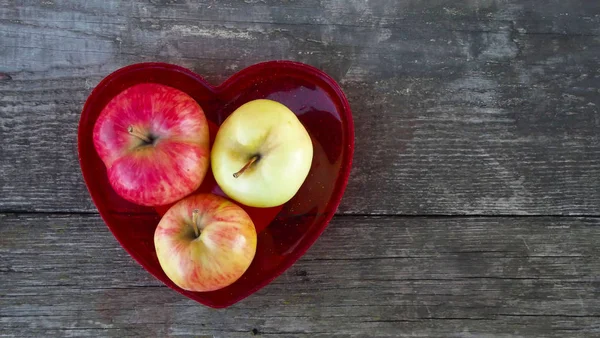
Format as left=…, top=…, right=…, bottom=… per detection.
left=93, top=83, right=210, bottom=206
left=154, top=193, right=257, bottom=292
left=211, top=99, right=313, bottom=208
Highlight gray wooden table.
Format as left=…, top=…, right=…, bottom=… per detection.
left=1, top=1, right=600, bottom=337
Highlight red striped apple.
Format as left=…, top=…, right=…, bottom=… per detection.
left=211, top=99, right=313, bottom=208
left=93, top=83, right=210, bottom=206
left=154, top=193, right=257, bottom=292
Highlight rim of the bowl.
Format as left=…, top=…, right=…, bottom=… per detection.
left=77, top=60, right=355, bottom=308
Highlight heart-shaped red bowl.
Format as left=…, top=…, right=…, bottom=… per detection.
left=78, top=61, right=354, bottom=308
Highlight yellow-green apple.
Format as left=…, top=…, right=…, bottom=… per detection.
left=211, top=99, right=313, bottom=208
left=154, top=193, right=257, bottom=292
left=93, top=83, right=210, bottom=206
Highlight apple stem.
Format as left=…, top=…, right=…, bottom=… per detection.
left=127, top=125, right=151, bottom=143
left=191, top=209, right=200, bottom=238
left=233, top=156, right=259, bottom=178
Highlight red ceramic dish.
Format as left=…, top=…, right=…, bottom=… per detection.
left=78, top=61, right=354, bottom=308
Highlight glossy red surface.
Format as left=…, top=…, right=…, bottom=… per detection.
left=78, top=61, right=354, bottom=308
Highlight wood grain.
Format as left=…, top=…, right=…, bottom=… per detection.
left=1, top=214, right=599, bottom=337
left=1, top=1, right=600, bottom=215
left=2, top=1, right=600, bottom=337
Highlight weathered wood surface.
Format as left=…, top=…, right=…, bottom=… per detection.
left=2, top=214, right=599, bottom=337
left=2, top=1, right=600, bottom=337
left=1, top=0, right=600, bottom=214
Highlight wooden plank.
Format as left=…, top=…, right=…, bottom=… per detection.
left=1, top=214, right=599, bottom=337
left=2, top=0, right=599, bottom=35
left=1, top=1, right=600, bottom=215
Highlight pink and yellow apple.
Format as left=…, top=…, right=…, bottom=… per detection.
left=154, top=193, right=257, bottom=292
left=93, top=83, right=210, bottom=206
